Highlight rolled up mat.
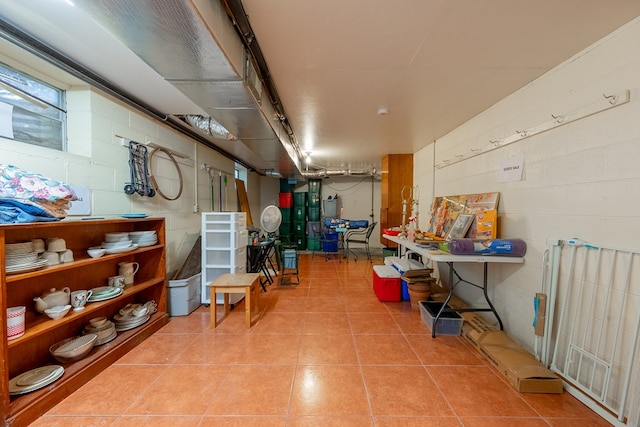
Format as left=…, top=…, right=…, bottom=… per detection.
left=449, top=238, right=527, bottom=256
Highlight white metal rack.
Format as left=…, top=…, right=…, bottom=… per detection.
left=201, top=212, right=248, bottom=306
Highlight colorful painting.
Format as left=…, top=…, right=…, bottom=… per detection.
left=426, top=192, right=499, bottom=239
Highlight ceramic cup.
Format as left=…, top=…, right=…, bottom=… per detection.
left=31, top=238, right=45, bottom=254
left=118, top=262, right=139, bottom=285
left=47, top=237, right=66, bottom=252
left=42, top=251, right=60, bottom=265
left=107, top=275, right=126, bottom=289
left=59, top=249, right=74, bottom=263
left=7, top=306, right=26, bottom=340
left=71, top=290, right=93, bottom=311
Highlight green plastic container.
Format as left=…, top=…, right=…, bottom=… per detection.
left=292, top=221, right=306, bottom=234
left=293, top=192, right=307, bottom=207
left=308, top=179, right=321, bottom=194
left=279, top=207, right=291, bottom=222
left=308, top=207, right=320, bottom=221
left=308, top=193, right=321, bottom=208
left=293, top=206, right=306, bottom=221
left=307, top=236, right=321, bottom=251
left=279, top=221, right=292, bottom=235
left=279, top=179, right=292, bottom=193
left=293, top=236, right=306, bottom=250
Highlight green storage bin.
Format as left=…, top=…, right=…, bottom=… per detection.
left=307, top=236, right=321, bottom=251
left=293, top=192, right=307, bottom=207
left=308, top=193, right=321, bottom=208
left=279, top=221, right=292, bottom=235
left=308, top=179, right=321, bottom=194
left=293, top=221, right=306, bottom=234
left=293, top=206, right=306, bottom=221
left=279, top=179, right=293, bottom=193
left=279, top=207, right=292, bottom=222
left=293, top=236, right=306, bottom=250
left=308, top=207, right=320, bottom=221
left=382, top=247, right=397, bottom=259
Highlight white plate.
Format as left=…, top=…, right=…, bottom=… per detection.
left=5, top=259, right=48, bottom=275
left=9, top=365, right=64, bottom=395
left=104, top=244, right=138, bottom=254
left=88, top=287, right=123, bottom=302
left=114, top=315, right=150, bottom=331
left=95, top=329, right=117, bottom=345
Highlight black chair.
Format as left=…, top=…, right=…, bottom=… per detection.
left=254, top=240, right=276, bottom=291
left=345, top=222, right=377, bottom=262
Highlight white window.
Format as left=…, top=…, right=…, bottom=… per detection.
left=0, top=62, right=66, bottom=150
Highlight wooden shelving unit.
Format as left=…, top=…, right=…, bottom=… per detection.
left=0, top=218, right=169, bottom=427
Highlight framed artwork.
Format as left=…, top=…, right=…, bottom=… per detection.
left=445, top=213, right=475, bottom=240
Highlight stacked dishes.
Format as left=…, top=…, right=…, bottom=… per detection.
left=83, top=317, right=117, bottom=345
left=9, top=365, right=64, bottom=395
left=87, top=286, right=123, bottom=302
left=129, top=230, right=157, bottom=247
left=49, top=334, right=98, bottom=363
left=113, top=300, right=157, bottom=332
left=5, top=241, right=48, bottom=274
left=100, top=232, right=138, bottom=254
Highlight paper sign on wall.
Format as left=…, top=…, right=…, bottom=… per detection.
left=0, top=101, right=14, bottom=139
left=67, top=186, right=91, bottom=216
left=498, top=154, right=524, bottom=182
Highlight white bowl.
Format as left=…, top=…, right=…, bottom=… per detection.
left=44, top=304, right=72, bottom=320
left=87, top=248, right=106, bottom=258
left=50, top=334, right=97, bottom=363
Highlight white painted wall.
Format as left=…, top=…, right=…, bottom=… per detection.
left=1, top=87, right=250, bottom=278
left=414, top=18, right=640, bottom=352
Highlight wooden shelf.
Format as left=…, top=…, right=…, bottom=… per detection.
left=1, top=218, right=169, bottom=427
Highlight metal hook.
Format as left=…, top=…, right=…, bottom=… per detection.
left=470, top=148, right=482, bottom=153
left=490, top=140, right=502, bottom=147
left=603, top=93, right=618, bottom=105
left=516, top=129, right=528, bottom=137
left=455, top=154, right=464, bottom=158
left=551, top=114, right=565, bottom=124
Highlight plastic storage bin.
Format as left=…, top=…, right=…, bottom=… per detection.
left=167, top=273, right=202, bottom=316
left=322, top=229, right=339, bottom=252
left=372, top=265, right=401, bottom=302
left=293, top=206, right=306, bottom=221
left=323, top=199, right=341, bottom=217
left=419, top=301, right=463, bottom=335
left=308, top=207, right=320, bottom=221
left=279, top=192, right=293, bottom=207
left=293, top=192, right=307, bottom=207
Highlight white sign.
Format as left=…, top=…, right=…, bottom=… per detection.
left=67, top=186, right=91, bottom=215
left=498, top=154, right=524, bottom=182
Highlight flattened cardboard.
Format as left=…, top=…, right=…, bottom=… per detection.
left=478, top=330, right=563, bottom=394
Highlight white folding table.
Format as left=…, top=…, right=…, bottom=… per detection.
left=383, top=234, right=524, bottom=337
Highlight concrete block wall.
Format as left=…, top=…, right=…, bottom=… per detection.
left=0, top=88, right=250, bottom=276
left=415, top=17, right=640, bottom=350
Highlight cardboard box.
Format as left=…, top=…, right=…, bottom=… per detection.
left=477, top=330, right=563, bottom=393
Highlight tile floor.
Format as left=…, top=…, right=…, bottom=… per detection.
left=32, top=253, right=611, bottom=426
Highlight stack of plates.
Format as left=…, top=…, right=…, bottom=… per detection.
left=113, top=301, right=157, bottom=332
left=9, top=365, right=64, bottom=395
left=100, top=232, right=137, bottom=254
left=5, top=241, right=47, bottom=274
left=87, top=286, right=123, bottom=302
left=83, top=319, right=117, bottom=345
left=129, top=231, right=157, bottom=247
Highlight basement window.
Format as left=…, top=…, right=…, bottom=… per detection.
left=0, top=62, right=66, bottom=151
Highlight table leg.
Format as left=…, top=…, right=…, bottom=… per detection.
left=244, top=286, right=251, bottom=328
left=210, top=288, right=217, bottom=328
left=224, top=293, right=230, bottom=317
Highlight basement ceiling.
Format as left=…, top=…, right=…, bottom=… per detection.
left=1, top=1, right=640, bottom=177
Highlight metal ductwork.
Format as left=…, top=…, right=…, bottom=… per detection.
left=66, top=0, right=303, bottom=178
left=178, top=115, right=237, bottom=141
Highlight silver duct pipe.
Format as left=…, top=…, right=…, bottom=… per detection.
left=179, top=115, right=236, bottom=140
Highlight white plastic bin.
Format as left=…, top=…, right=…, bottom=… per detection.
left=167, top=273, right=202, bottom=316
